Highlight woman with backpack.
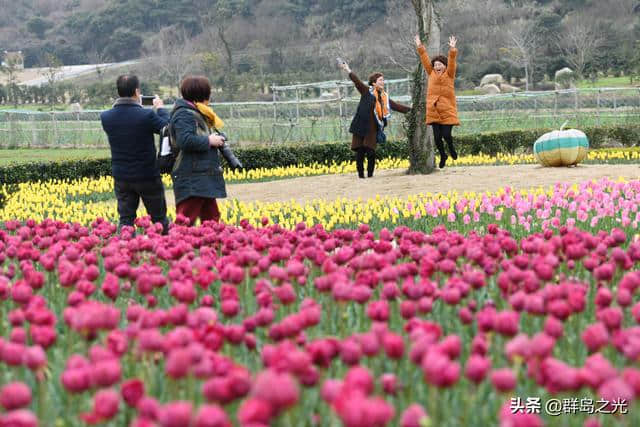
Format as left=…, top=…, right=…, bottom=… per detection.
left=414, top=35, right=460, bottom=169
left=338, top=60, right=410, bottom=178
left=169, top=75, right=227, bottom=226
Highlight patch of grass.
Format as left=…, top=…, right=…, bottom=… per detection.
left=575, top=76, right=639, bottom=88
left=0, top=149, right=110, bottom=166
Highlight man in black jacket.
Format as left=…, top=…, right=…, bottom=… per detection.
left=100, top=75, right=170, bottom=234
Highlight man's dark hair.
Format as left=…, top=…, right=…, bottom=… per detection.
left=116, top=75, right=140, bottom=97
left=431, top=55, right=448, bottom=68
left=180, top=76, right=212, bottom=103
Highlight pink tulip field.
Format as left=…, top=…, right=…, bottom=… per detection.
left=1, top=177, right=640, bottom=426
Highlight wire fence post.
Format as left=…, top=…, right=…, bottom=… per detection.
left=596, top=89, right=601, bottom=127
left=8, top=112, right=14, bottom=148
left=533, top=97, right=538, bottom=129
left=574, top=89, right=579, bottom=125
left=295, top=89, right=300, bottom=123
left=272, top=87, right=277, bottom=120
left=52, top=112, right=58, bottom=147
left=31, top=113, right=37, bottom=148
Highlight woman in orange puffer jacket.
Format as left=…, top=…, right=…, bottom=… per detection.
left=415, top=35, right=460, bottom=169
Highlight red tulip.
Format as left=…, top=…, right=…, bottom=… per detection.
left=121, top=379, right=145, bottom=408
left=382, top=333, right=404, bottom=359
left=380, top=373, right=398, bottom=395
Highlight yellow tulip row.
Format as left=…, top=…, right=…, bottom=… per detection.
left=0, top=148, right=634, bottom=229
left=0, top=174, right=560, bottom=229
left=223, top=149, right=638, bottom=182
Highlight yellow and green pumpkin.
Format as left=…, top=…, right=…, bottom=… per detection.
left=533, top=123, right=589, bottom=167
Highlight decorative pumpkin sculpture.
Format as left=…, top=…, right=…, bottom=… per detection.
left=533, top=122, right=589, bottom=167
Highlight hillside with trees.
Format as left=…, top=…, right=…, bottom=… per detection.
left=1, top=0, right=639, bottom=103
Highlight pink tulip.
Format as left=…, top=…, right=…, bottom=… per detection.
left=465, top=355, right=491, bottom=384
left=251, top=369, right=299, bottom=415
left=490, top=368, right=517, bottom=392
left=0, top=382, right=32, bottom=411
left=237, top=398, right=272, bottom=425
left=194, top=404, right=231, bottom=427
left=582, top=322, right=609, bottom=352
left=400, top=403, right=428, bottom=427
left=0, top=409, right=39, bottom=427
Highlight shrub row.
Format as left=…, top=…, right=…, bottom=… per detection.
left=0, top=124, right=638, bottom=185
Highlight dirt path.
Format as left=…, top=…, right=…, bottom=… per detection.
left=158, top=164, right=640, bottom=205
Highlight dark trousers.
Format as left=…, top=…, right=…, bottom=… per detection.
left=432, top=124, right=457, bottom=160
left=114, top=177, right=169, bottom=234
left=176, top=197, right=220, bottom=226
left=355, top=147, right=376, bottom=178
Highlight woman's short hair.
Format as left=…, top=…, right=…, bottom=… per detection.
left=431, top=55, right=448, bottom=68
left=368, top=72, right=383, bottom=86
left=180, top=76, right=212, bottom=102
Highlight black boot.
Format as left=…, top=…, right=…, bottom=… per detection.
left=356, top=149, right=365, bottom=178
left=439, top=154, right=448, bottom=169
left=366, top=149, right=375, bottom=177
left=448, top=142, right=458, bottom=160
left=435, top=139, right=447, bottom=169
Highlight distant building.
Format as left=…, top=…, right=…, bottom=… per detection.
left=2, top=51, right=25, bottom=69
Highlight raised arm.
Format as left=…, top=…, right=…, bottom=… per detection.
left=390, top=99, right=411, bottom=114
left=348, top=72, right=369, bottom=96
left=414, top=35, right=433, bottom=75
left=339, top=60, right=368, bottom=95
left=447, top=36, right=458, bottom=79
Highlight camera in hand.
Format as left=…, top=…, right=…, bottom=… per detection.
left=214, top=131, right=243, bottom=170
left=141, top=95, right=155, bottom=106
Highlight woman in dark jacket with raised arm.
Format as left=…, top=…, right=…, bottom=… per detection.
left=170, top=76, right=227, bottom=226
left=339, top=61, right=411, bottom=178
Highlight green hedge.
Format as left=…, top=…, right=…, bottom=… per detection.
left=0, top=159, right=112, bottom=186
left=0, top=124, right=638, bottom=186
left=455, top=124, right=640, bottom=156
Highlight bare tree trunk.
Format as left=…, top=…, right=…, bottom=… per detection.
left=218, top=27, right=234, bottom=69
left=408, top=0, right=435, bottom=174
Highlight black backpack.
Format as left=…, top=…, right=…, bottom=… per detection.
left=156, top=124, right=176, bottom=174
left=156, top=106, right=184, bottom=174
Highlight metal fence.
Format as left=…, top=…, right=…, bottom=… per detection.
left=0, top=83, right=639, bottom=149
